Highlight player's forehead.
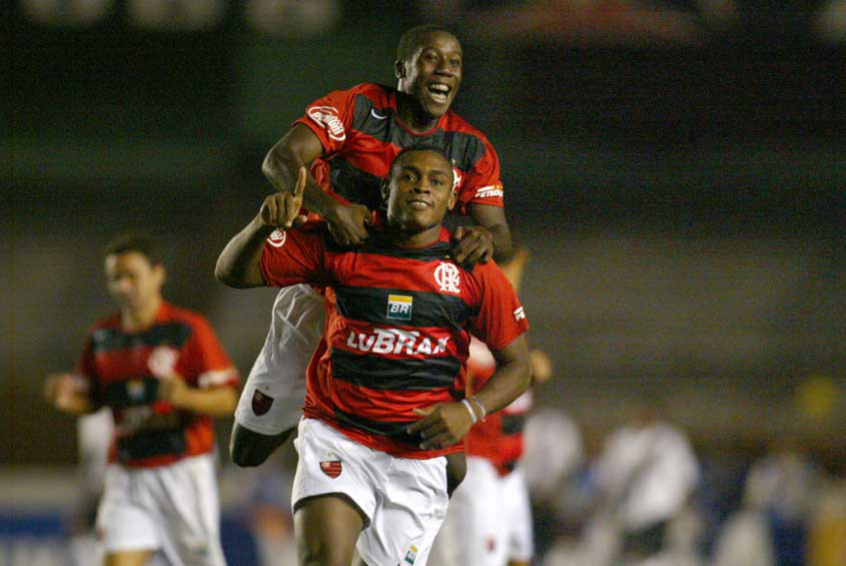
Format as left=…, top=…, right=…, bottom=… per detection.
left=105, top=250, right=154, bottom=273
left=415, top=31, right=462, bottom=57
left=394, top=150, right=453, bottom=176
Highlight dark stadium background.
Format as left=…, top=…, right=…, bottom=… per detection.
left=4, top=0, right=844, bottom=478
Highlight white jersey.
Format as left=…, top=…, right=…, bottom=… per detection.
left=235, top=284, right=325, bottom=435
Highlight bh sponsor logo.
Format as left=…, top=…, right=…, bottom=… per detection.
left=346, top=328, right=449, bottom=356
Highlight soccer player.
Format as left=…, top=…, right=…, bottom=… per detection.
left=45, top=232, right=239, bottom=566
left=231, top=25, right=513, bottom=486
left=216, top=147, right=532, bottom=566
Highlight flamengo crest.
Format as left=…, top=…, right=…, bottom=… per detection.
left=434, top=262, right=461, bottom=294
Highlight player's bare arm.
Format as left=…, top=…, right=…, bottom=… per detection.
left=263, top=124, right=372, bottom=246
left=216, top=167, right=307, bottom=288
left=158, top=374, right=238, bottom=417
left=45, top=373, right=96, bottom=416
left=407, top=334, right=531, bottom=450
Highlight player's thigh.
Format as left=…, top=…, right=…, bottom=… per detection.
left=151, top=456, right=226, bottom=566
left=358, top=456, right=449, bottom=566
left=104, top=549, right=154, bottom=566
left=294, top=494, right=364, bottom=566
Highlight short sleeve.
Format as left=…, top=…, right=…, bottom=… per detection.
left=177, top=316, right=239, bottom=390
left=469, top=262, right=529, bottom=352
left=259, top=227, right=327, bottom=288
left=456, top=137, right=504, bottom=212
left=293, top=86, right=358, bottom=156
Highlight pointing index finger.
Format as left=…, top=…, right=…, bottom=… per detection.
left=294, top=166, right=307, bottom=198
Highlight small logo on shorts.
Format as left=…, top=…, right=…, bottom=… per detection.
left=320, top=453, right=342, bottom=478
left=387, top=294, right=413, bottom=321
left=251, top=390, right=274, bottom=416
left=403, top=545, right=418, bottom=564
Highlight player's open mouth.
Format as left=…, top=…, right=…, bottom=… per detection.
left=427, top=83, right=451, bottom=103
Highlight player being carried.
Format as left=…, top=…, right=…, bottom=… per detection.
left=230, top=25, right=513, bottom=496
left=216, top=147, right=531, bottom=566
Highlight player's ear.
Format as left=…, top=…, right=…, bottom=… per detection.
left=153, top=263, right=166, bottom=288
left=447, top=189, right=457, bottom=211
left=381, top=178, right=391, bottom=203
left=394, top=59, right=406, bottom=80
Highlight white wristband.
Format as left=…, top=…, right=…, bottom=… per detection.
left=468, top=396, right=487, bottom=422
left=461, top=399, right=478, bottom=424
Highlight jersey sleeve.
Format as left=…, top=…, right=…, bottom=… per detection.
left=456, top=136, right=504, bottom=212
left=259, top=227, right=327, bottom=288
left=177, top=316, right=239, bottom=390
left=293, top=86, right=358, bottom=156
left=469, top=262, right=529, bottom=352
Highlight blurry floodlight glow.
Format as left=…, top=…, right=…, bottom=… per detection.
left=815, top=0, right=846, bottom=44
left=127, top=0, right=224, bottom=31
left=245, top=0, right=341, bottom=38
left=795, top=374, right=839, bottom=422
left=21, top=0, right=111, bottom=26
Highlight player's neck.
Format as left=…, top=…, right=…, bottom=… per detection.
left=121, top=296, right=162, bottom=332
left=386, top=223, right=442, bottom=249
left=395, top=92, right=440, bottom=133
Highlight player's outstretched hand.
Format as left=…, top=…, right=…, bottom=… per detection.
left=407, top=402, right=475, bottom=450
left=451, top=226, right=494, bottom=269
left=324, top=202, right=373, bottom=247
left=259, top=166, right=308, bottom=230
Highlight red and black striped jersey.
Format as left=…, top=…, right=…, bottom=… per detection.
left=259, top=223, right=529, bottom=460
left=465, top=337, right=533, bottom=476
left=77, top=303, right=239, bottom=468
left=294, top=82, right=504, bottom=216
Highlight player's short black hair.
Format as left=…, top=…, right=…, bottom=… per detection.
left=104, top=231, right=163, bottom=265
left=390, top=145, right=453, bottom=178
left=396, top=24, right=458, bottom=63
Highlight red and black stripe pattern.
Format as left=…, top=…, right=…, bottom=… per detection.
left=295, top=83, right=504, bottom=216
left=260, top=226, right=528, bottom=459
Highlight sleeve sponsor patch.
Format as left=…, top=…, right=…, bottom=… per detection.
left=306, top=105, right=346, bottom=142
left=474, top=183, right=504, bottom=200
left=267, top=229, right=286, bottom=248
left=514, top=306, right=526, bottom=322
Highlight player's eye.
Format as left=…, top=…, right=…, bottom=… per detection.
left=450, top=59, right=461, bottom=68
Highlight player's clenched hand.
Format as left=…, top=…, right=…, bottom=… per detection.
left=451, top=226, right=494, bottom=269
left=323, top=202, right=373, bottom=247
left=158, top=374, right=189, bottom=407
left=259, top=166, right=308, bottom=229
left=44, top=373, right=88, bottom=410
left=407, top=402, right=475, bottom=450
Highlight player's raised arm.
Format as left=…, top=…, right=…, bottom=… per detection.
left=216, top=167, right=307, bottom=288
left=263, top=124, right=372, bottom=246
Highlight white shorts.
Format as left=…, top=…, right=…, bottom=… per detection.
left=292, top=418, right=449, bottom=566
left=431, top=457, right=534, bottom=565
left=96, top=454, right=225, bottom=566
left=235, top=284, right=325, bottom=435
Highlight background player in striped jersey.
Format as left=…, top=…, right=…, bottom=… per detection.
left=216, top=147, right=531, bottom=566
left=230, top=26, right=514, bottom=492
left=432, top=248, right=554, bottom=566
left=45, top=232, right=239, bottom=566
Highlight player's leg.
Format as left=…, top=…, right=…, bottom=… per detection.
left=232, top=285, right=325, bottom=466
left=230, top=421, right=294, bottom=467
left=290, top=419, right=378, bottom=566
left=97, top=466, right=160, bottom=566
left=449, top=457, right=509, bottom=566
left=504, top=469, right=534, bottom=566
left=294, top=494, right=365, bottom=566
left=357, top=456, right=449, bottom=566
left=104, top=549, right=154, bottom=566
